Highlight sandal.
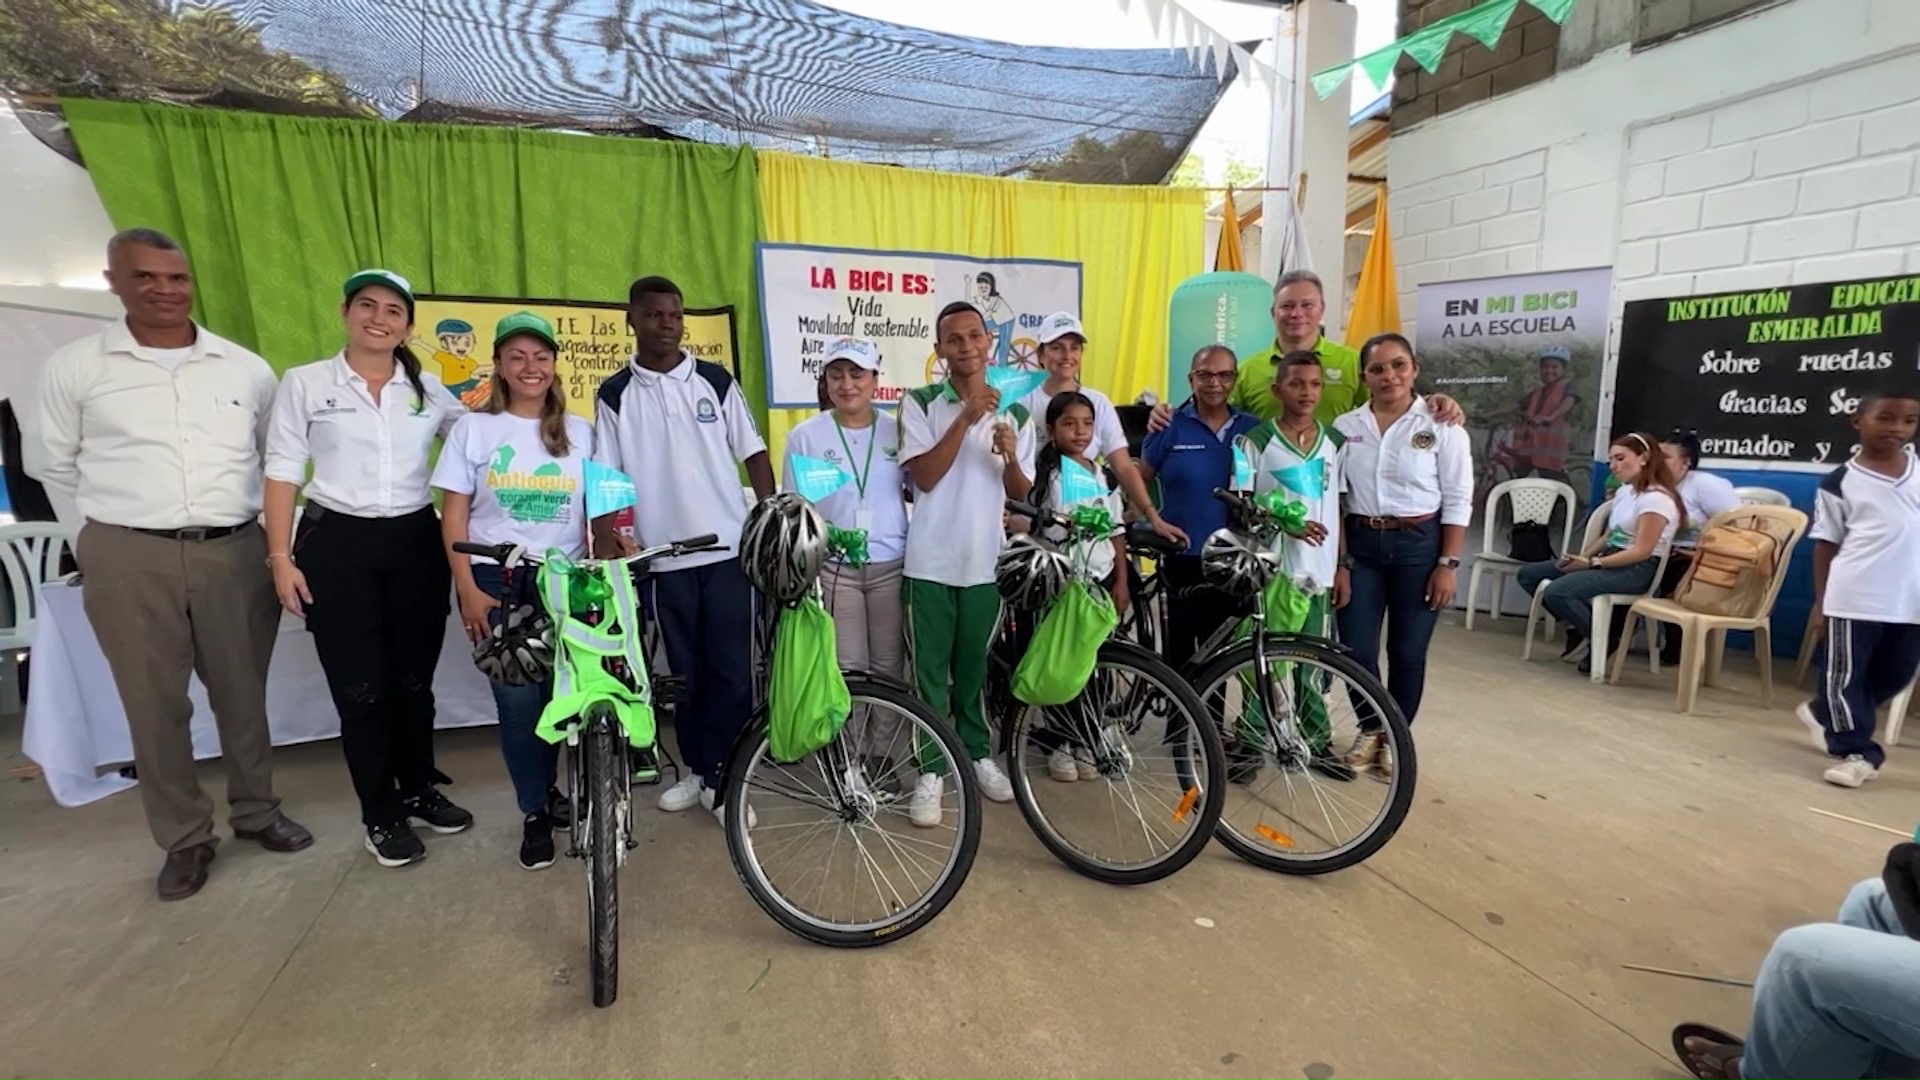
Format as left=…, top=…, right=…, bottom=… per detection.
left=1672, top=1022, right=1744, bottom=1080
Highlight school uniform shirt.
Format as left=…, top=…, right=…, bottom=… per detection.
left=1140, top=402, right=1259, bottom=556
left=1603, top=485, right=1681, bottom=557
left=1018, top=383, right=1128, bottom=460
left=30, top=321, right=278, bottom=530
left=1332, top=396, right=1472, bottom=527
left=1242, top=420, right=1346, bottom=594
left=430, top=411, right=594, bottom=560
left=1812, top=454, right=1920, bottom=624
left=782, top=410, right=908, bottom=565
left=1035, top=460, right=1125, bottom=583
left=900, top=383, right=1037, bottom=588
left=591, top=351, right=766, bottom=573
left=1673, top=469, right=1742, bottom=548
left=264, top=353, right=464, bottom=517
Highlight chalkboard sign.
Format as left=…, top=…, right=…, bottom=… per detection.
left=1612, top=274, right=1920, bottom=466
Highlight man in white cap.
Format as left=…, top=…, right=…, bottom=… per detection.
left=1017, top=311, right=1185, bottom=547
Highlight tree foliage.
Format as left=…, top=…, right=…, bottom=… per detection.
left=1022, top=131, right=1180, bottom=185
left=0, top=0, right=366, bottom=111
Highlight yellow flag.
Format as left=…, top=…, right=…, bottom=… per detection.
left=1214, top=186, right=1244, bottom=272
left=1346, top=194, right=1401, bottom=344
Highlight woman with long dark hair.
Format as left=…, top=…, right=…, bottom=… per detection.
left=263, top=269, right=468, bottom=868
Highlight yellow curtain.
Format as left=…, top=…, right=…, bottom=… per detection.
left=756, top=152, right=1204, bottom=459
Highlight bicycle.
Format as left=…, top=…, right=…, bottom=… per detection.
left=1151, top=489, right=1416, bottom=875
left=454, top=533, right=717, bottom=1008
left=990, top=498, right=1226, bottom=885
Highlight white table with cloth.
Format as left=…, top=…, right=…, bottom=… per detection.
left=22, top=578, right=497, bottom=807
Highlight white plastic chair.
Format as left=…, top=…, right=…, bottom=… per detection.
left=0, top=522, right=78, bottom=652
left=1465, top=478, right=1576, bottom=630
left=1735, top=486, right=1791, bottom=507
left=1886, top=677, right=1915, bottom=748
left=1521, top=498, right=1671, bottom=684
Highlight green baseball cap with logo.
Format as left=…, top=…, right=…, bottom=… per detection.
left=493, top=310, right=560, bottom=352
left=342, top=268, right=414, bottom=308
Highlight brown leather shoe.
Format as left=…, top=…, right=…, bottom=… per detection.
left=157, top=843, right=216, bottom=902
left=233, top=815, right=314, bottom=852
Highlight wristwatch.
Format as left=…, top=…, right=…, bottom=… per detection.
left=1338, top=555, right=1355, bottom=570
left=1436, top=556, right=1462, bottom=569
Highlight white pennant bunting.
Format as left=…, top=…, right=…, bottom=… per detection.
left=1209, top=31, right=1229, bottom=82
left=1142, top=0, right=1167, bottom=37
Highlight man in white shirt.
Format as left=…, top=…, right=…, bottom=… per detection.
left=26, top=229, right=311, bottom=902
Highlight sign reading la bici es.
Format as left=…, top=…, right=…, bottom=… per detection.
left=1612, top=274, right=1920, bottom=468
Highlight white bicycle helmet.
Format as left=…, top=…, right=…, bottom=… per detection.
left=995, top=533, right=1071, bottom=610
left=471, top=600, right=555, bottom=686
left=741, top=492, right=829, bottom=603
left=1201, top=528, right=1282, bottom=597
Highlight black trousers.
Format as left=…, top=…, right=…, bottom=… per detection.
left=1161, top=555, right=1246, bottom=675
left=1609, top=551, right=1695, bottom=661
left=295, top=504, right=451, bottom=826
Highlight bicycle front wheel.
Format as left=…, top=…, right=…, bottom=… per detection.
left=1005, top=639, right=1226, bottom=885
left=722, top=676, right=981, bottom=948
left=582, top=708, right=623, bottom=1007
left=1190, top=634, right=1415, bottom=874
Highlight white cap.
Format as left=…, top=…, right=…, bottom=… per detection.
left=1036, top=311, right=1086, bottom=346
left=825, top=337, right=882, bottom=372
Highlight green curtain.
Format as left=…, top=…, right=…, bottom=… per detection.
left=62, top=99, right=767, bottom=427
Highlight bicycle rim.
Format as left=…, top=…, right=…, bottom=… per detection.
left=584, top=716, right=622, bottom=1006
left=1191, top=635, right=1416, bottom=874
left=1007, top=641, right=1225, bottom=885
left=724, top=679, right=981, bottom=947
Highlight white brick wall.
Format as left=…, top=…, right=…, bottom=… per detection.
left=1391, top=148, right=1548, bottom=295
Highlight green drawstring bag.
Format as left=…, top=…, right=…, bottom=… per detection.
left=1013, top=581, right=1119, bottom=707
left=1260, top=571, right=1311, bottom=633
left=767, top=594, right=851, bottom=762
left=1227, top=572, right=1314, bottom=746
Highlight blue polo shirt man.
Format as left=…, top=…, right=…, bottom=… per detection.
left=1138, top=345, right=1259, bottom=671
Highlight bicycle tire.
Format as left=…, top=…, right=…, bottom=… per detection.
left=583, top=707, right=622, bottom=1007
left=1006, top=639, right=1226, bottom=886
left=722, top=676, right=983, bottom=948
left=1190, top=634, right=1415, bottom=875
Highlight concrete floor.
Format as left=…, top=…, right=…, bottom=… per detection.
left=2, top=619, right=1911, bottom=1079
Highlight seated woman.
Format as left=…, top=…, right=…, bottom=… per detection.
left=1657, top=431, right=1743, bottom=660
left=1518, top=431, right=1681, bottom=675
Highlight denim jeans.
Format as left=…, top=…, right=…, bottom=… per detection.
left=1335, top=518, right=1441, bottom=724
left=471, top=563, right=558, bottom=817
left=1516, top=556, right=1657, bottom=637
left=1743, top=878, right=1920, bottom=1078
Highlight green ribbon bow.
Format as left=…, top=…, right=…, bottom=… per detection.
left=826, top=524, right=870, bottom=569
left=1068, top=503, right=1113, bottom=539
left=1253, top=490, right=1309, bottom=534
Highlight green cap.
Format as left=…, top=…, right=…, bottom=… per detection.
left=343, top=268, right=414, bottom=307
left=493, top=310, right=559, bottom=352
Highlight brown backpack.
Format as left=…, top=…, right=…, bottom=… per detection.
left=1672, top=513, right=1787, bottom=617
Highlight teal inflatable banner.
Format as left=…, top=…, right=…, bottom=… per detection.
left=1165, top=271, right=1275, bottom=396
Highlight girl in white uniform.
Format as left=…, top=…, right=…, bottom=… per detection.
left=263, top=269, right=467, bottom=868
left=1654, top=432, right=1742, bottom=662
left=432, top=311, right=593, bottom=872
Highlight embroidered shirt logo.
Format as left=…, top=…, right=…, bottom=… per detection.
left=1411, top=430, right=1436, bottom=450
left=696, top=398, right=718, bottom=423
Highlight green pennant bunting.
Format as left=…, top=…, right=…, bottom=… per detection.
left=1312, top=0, right=1576, bottom=99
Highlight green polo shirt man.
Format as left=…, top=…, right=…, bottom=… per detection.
left=1229, top=335, right=1362, bottom=424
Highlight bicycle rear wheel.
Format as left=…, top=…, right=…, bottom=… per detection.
left=582, top=707, right=623, bottom=1006
left=1004, top=639, right=1225, bottom=885
left=1190, top=634, right=1415, bottom=874
left=722, top=676, right=981, bottom=947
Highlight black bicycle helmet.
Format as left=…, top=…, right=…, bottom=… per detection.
left=471, top=599, right=555, bottom=686
left=1201, top=528, right=1282, bottom=596
left=741, top=492, right=830, bottom=603
left=995, top=533, right=1071, bottom=610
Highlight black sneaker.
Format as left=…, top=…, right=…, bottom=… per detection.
left=1559, top=628, right=1587, bottom=662
left=1227, top=743, right=1262, bottom=786
left=519, top=812, right=556, bottom=871
left=403, top=788, right=474, bottom=834
left=546, top=786, right=572, bottom=830
left=364, top=821, right=426, bottom=867
left=629, top=746, right=661, bottom=785
left=1307, top=755, right=1356, bottom=783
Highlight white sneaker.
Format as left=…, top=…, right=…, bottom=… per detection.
left=657, top=773, right=704, bottom=812
left=1048, top=747, right=1079, bottom=783
left=974, top=758, right=1014, bottom=803
left=1824, top=755, right=1879, bottom=788
left=909, top=773, right=944, bottom=828
left=1796, top=702, right=1829, bottom=752
left=699, top=785, right=757, bottom=827
left=1075, top=753, right=1100, bottom=781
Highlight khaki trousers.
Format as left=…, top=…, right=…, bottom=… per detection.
left=822, top=558, right=906, bottom=753
left=77, top=521, right=282, bottom=852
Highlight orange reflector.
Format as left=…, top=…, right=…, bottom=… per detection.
left=1173, top=787, right=1199, bottom=822
left=1255, top=824, right=1296, bottom=848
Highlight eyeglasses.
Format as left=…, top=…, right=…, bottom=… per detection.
left=1190, top=371, right=1235, bottom=383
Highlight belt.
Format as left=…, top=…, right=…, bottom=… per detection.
left=128, top=523, right=249, bottom=542
left=1346, top=512, right=1437, bottom=531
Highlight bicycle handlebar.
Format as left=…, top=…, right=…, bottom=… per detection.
left=452, top=534, right=724, bottom=571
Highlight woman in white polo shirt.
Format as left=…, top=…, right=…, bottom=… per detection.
left=431, top=311, right=592, bottom=872
left=1655, top=431, right=1742, bottom=662
left=263, top=269, right=468, bottom=869
left=782, top=338, right=910, bottom=760
left=1332, top=333, right=1473, bottom=776
left=1517, top=431, right=1682, bottom=676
